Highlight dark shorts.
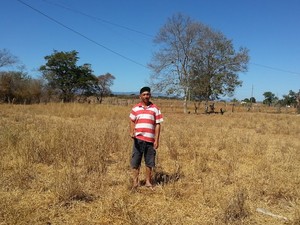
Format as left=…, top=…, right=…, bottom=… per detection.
left=131, top=138, right=156, bottom=168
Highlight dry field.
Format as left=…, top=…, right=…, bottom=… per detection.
left=0, top=99, right=299, bottom=225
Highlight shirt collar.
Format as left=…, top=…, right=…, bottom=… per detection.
left=138, top=102, right=153, bottom=108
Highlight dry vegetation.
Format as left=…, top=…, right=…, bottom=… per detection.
left=0, top=98, right=299, bottom=225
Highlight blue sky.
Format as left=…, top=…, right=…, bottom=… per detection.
left=1, top=0, right=299, bottom=101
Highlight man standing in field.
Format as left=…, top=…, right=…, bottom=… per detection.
left=129, top=86, right=163, bottom=189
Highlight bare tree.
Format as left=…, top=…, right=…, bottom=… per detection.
left=96, top=73, right=115, bottom=103
left=0, top=49, right=18, bottom=68
left=149, top=13, right=249, bottom=113
left=0, top=71, right=43, bottom=104
left=149, top=13, right=200, bottom=113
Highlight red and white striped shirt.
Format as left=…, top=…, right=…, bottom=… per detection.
left=129, top=102, right=163, bottom=143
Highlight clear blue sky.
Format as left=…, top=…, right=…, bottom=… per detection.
left=1, top=0, right=299, bottom=101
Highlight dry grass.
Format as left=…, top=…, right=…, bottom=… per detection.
left=0, top=100, right=299, bottom=225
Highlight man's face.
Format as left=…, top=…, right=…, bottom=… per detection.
left=140, top=91, right=151, bottom=104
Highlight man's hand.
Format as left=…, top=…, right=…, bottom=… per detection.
left=129, top=120, right=135, bottom=139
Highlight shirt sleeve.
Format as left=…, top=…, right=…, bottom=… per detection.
left=155, top=108, right=163, bottom=124
left=129, top=109, right=136, bottom=121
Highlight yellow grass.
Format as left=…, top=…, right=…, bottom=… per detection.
left=0, top=100, right=299, bottom=225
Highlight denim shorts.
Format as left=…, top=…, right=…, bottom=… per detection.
left=131, top=138, right=156, bottom=168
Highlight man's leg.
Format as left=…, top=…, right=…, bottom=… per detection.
left=131, top=139, right=142, bottom=189
left=145, top=166, right=153, bottom=187
left=144, top=142, right=156, bottom=187
left=132, top=167, right=140, bottom=188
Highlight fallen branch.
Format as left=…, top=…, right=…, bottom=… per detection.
left=256, top=207, right=288, bottom=221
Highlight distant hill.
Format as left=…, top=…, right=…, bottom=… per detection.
left=113, top=92, right=138, bottom=96
left=113, top=92, right=175, bottom=98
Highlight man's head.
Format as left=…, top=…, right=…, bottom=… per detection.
left=139, top=86, right=151, bottom=105
left=140, top=86, right=151, bottom=94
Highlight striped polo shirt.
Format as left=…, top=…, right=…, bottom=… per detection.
left=129, top=102, right=163, bottom=143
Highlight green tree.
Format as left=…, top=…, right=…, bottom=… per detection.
left=149, top=13, right=249, bottom=113
left=39, top=50, right=96, bottom=102
left=263, top=91, right=277, bottom=106
left=282, top=90, right=298, bottom=107
left=249, top=97, right=256, bottom=103
left=190, top=27, right=249, bottom=101
left=242, top=98, right=250, bottom=103
left=75, top=63, right=98, bottom=97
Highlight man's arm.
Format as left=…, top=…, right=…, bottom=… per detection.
left=129, top=120, right=135, bottom=138
left=154, top=123, right=161, bottom=149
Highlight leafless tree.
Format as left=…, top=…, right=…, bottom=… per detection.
left=149, top=13, right=249, bottom=113
left=96, top=73, right=115, bottom=103
left=149, top=13, right=200, bottom=113
left=0, top=49, right=18, bottom=68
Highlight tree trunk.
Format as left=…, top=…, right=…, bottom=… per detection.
left=297, top=93, right=300, bottom=114
left=183, top=87, right=189, bottom=114
left=183, top=96, right=188, bottom=114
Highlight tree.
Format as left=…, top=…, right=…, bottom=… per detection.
left=95, top=73, right=115, bottom=103
left=0, top=71, right=42, bottom=104
left=40, top=50, right=96, bottom=102
left=149, top=13, right=201, bottom=113
left=149, top=13, right=249, bottom=113
left=249, top=97, right=256, bottom=103
left=75, top=63, right=98, bottom=97
left=190, top=27, right=249, bottom=101
left=282, top=90, right=298, bottom=107
left=242, top=98, right=250, bottom=103
left=0, top=71, right=17, bottom=103
left=263, top=91, right=277, bottom=106
left=0, top=49, right=18, bottom=68
left=297, top=90, right=300, bottom=114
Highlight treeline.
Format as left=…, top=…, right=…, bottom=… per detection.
left=262, top=90, right=300, bottom=108
left=0, top=49, right=115, bottom=104
left=1, top=48, right=299, bottom=111
left=240, top=90, right=300, bottom=108
left=0, top=71, right=45, bottom=104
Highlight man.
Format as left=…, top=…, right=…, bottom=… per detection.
left=129, top=86, right=163, bottom=189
